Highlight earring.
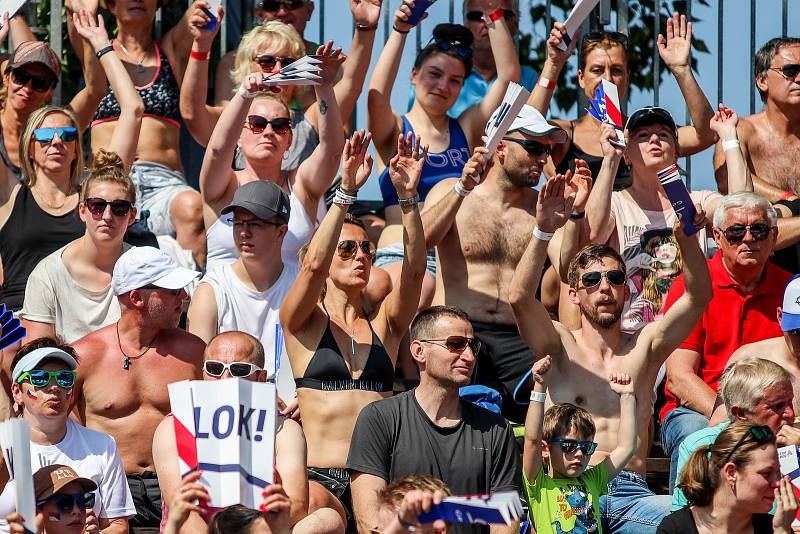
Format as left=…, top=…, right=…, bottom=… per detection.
left=283, top=151, right=289, bottom=160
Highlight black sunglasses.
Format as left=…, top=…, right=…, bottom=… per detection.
left=581, top=269, right=626, bottom=288
left=204, top=359, right=260, bottom=377
left=255, top=54, right=298, bottom=71
left=770, top=63, right=800, bottom=80
left=11, top=69, right=55, bottom=92
left=502, top=137, right=552, bottom=157
left=246, top=115, right=292, bottom=135
left=720, top=222, right=774, bottom=244
left=419, top=335, right=481, bottom=354
left=583, top=30, right=629, bottom=48
left=722, top=425, right=775, bottom=464
left=258, top=0, right=305, bottom=12
left=37, top=492, right=96, bottom=512
left=465, top=9, right=515, bottom=22
left=429, top=38, right=473, bottom=60
left=549, top=438, right=598, bottom=456
left=786, top=328, right=800, bottom=337
left=337, top=240, right=376, bottom=261
left=84, top=198, right=133, bottom=217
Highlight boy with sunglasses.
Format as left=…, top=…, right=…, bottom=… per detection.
left=523, top=356, right=637, bottom=534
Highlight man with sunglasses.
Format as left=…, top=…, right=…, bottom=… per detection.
left=3, top=339, right=135, bottom=533
left=348, top=305, right=520, bottom=534
left=510, top=174, right=712, bottom=534
left=152, top=331, right=345, bottom=534
left=661, top=191, right=793, bottom=491
left=71, top=246, right=204, bottom=531
left=421, top=105, right=570, bottom=423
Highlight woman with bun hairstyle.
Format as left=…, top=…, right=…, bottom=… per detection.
left=657, top=421, right=798, bottom=534
left=19, top=150, right=138, bottom=343
left=0, top=11, right=143, bottom=313
left=368, top=0, right=520, bottom=310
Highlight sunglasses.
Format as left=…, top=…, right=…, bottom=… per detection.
left=583, top=30, right=629, bottom=48
left=770, top=63, right=800, bottom=80
left=419, top=336, right=482, bottom=354
left=580, top=269, right=626, bottom=288
left=204, top=359, right=260, bottom=378
left=17, top=369, right=77, bottom=389
left=246, top=115, right=292, bottom=135
left=258, top=0, right=305, bottom=12
left=11, top=69, right=55, bottom=92
left=37, top=492, right=96, bottom=512
left=255, top=54, right=298, bottom=71
left=465, top=9, right=515, bottom=22
left=720, top=222, right=774, bottom=243
left=430, top=38, right=473, bottom=60
left=549, top=438, right=598, bottom=456
left=502, top=137, right=552, bottom=157
left=84, top=197, right=133, bottom=217
left=337, top=240, right=376, bottom=261
left=138, top=285, right=184, bottom=296
left=786, top=328, right=800, bottom=337
left=33, top=127, right=78, bottom=143
left=722, top=425, right=775, bottom=464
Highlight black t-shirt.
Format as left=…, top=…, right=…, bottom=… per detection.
left=656, top=506, right=773, bottom=534
left=346, top=389, right=521, bottom=534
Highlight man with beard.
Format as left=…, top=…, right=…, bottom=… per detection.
left=421, top=105, right=575, bottom=423
left=509, top=174, right=712, bottom=534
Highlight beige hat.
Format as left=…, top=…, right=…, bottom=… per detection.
left=33, top=464, right=97, bottom=501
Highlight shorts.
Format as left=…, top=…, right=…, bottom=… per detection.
left=307, top=467, right=356, bottom=533
left=374, top=242, right=437, bottom=277
left=471, top=320, right=536, bottom=424
left=130, top=161, right=194, bottom=237
left=127, top=471, right=162, bottom=532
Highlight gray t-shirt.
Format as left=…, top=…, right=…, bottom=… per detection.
left=347, top=390, right=521, bottom=534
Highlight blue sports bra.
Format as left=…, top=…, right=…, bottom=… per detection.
left=378, top=115, right=470, bottom=206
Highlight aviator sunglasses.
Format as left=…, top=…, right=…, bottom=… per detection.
left=427, top=37, right=472, bottom=60
left=770, top=63, right=800, bottom=80
left=419, top=336, right=482, bottom=354
left=246, top=115, right=292, bottom=135
left=256, top=54, right=298, bottom=71
left=549, top=438, right=598, bottom=456
left=33, top=127, right=78, bottom=143
left=502, top=137, right=552, bottom=157
left=258, top=0, right=305, bottom=12
left=583, top=31, right=629, bottom=48
left=722, top=425, right=775, bottom=464
left=465, top=9, right=515, bottom=22
left=204, top=359, right=261, bottom=378
left=37, top=492, right=96, bottom=512
left=11, top=69, right=55, bottom=92
left=337, top=240, right=376, bottom=261
left=719, top=222, right=774, bottom=244
left=17, top=369, right=77, bottom=389
left=84, top=197, right=133, bottom=217
left=580, top=269, right=626, bottom=288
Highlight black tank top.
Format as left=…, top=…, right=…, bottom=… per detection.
left=555, top=121, right=632, bottom=191
left=0, top=186, right=84, bottom=310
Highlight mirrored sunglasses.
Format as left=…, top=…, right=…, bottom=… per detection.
left=246, top=115, right=292, bottom=135
left=721, top=222, right=773, bottom=243
left=580, top=269, right=626, bottom=288
left=17, top=369, right=77, bottom=389
left=84, top=198, right=133, bottom=217
left=549, top=438, right=598, bottom=455
left=419, top=336, right=481, bottom=354
left=204, top=359, right=261, bottom=378
left=337, top=240, right=376, bottom=261
left=33, top=127, right=78, bottom=143
left=431, top=38, right=473, bottom=60
left=37, top=492, right=95, bottom=512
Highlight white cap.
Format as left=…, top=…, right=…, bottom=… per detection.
left=781, top=274, right=800, bottom=332
left=112, top=246, right=200, bottom=296
left=12, top=347, right=78, bottom=383
left=505, top=105, right=567, bottom=143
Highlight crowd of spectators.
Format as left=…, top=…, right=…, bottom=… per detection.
left=2, top=0, right=800, bottom=533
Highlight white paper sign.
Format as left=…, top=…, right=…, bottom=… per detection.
left=0, top=420, right=36, bottom=534
left=0, top=0, right=26, bottom=25
left=262, top=55, right=322, bottom=86
left=557, top=0, right=602, bottom=52
left=484, top=82, right=531, bottom=160
left=169, top=379, right=277, bottom=510
left=778, top=445, right=800, bottom=527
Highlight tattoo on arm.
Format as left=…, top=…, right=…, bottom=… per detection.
left=320, top=100, right=328, bottom=115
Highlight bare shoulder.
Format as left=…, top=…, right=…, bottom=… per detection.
left=730, top=337, right=784, bottom=362
left=163, top=329, right=206, bottom=360
left=72, top=325, right=117, bottom=365
left=737, top=112, right=764, bottom=141
left=423, top=177, right=460, bottom=206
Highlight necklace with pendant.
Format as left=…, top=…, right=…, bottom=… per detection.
left=116, top=321, right=159, bottom=370
left=117, top=40, right=148, bottom=74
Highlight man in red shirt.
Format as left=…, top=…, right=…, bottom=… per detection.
left=660, top=191, right=792, bottom=490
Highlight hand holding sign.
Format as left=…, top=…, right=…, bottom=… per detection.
left=416, top=491, right=523, bottom=525
left=484, top=82, right=531, bottom=159
left=557, top=0, right=601, bottom=52
left=658, top=164, right=700, bottom=236
left=586, top=80, right=625, bottom=147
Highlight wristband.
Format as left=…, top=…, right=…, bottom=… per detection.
left=454, top=181, right=472, bottom=197
left=190, top=49, right=210, bottom=61
left=334, top=188, right=357, bottom=206
left=396, top=515, right=418, bottom=532
left=356, top=23, right=377, bottom=31
left=532, top=227, right=554, bottom=241
left=488, top=7, right=504, bottom=22
left=569, top=211, right=585, bottom=220
left=781, top=191, right=798, bottom=201
left=721, top=139, right=740, bottom=152
left=238, top=84, right=257, bottom=99
left=530, top=391, right=546, bottom=403
left=538, top=76, right=556, bottom=90
left=398, top=194, right=420, bottom=208
left=96, top=45, right=114, bottom=60
left=393, top=25, right=410, bottom=34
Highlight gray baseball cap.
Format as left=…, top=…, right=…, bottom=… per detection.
left=221, top=181, right=290, bottom=224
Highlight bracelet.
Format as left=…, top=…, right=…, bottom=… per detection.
left=238, top=84, right=257, bottom=99
left=532, top=227, right=554, bottom=241
left=569, top=211, right=585, bottom=220
left=190, top=49, right=210, bottom=61
left=530, top=391, right=546, bottom=403
left=721, top=139, right=740, bottom=152
left=398, top=194, right=420, bottom=208
left=396, top=515, right=418, bottom=532
left=538, top=76, right=556, bottom=90
left=393, top=25, right=410, bottom=34
left=488, top=7, right=504, bottom=22
left=334, top=188, right=357, bottom=206
left=95, top=45, right=114, bottom=60
left=356, top=23, right=377, bottom=31
left=780, top=191, right=798, bottom=201
left=454, top=181, right=472, bottom=197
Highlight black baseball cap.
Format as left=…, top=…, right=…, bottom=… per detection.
left=625, top=106, right=678, bottom=138
left=221, top=181, right=290, bottom=223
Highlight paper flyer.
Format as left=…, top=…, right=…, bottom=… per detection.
left=262, top=55, right=322, bottom=86
left=0, top=420, right=36, bottom=534
left=484, top=82, right=531, bottom=161
left=778, top=445, right=800, bottom=526
left=657, top=164, right=700, bottom=236
left=406, top=0, right=436, bottom=26
left=417, top=491, right=522, bottom=525
left=0, top=0, right=27, bottom=25
left=557, top=0, right=602, bottom=52
left=586, top=79, right=625, bottom=147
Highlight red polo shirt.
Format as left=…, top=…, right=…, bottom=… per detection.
left=659, top=252, right=792, bottom=422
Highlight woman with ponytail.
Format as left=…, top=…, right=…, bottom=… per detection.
left=657, top=421, right=798, bottom=534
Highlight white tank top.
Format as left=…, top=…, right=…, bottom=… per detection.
left=200, top=262, right=300, bottom=401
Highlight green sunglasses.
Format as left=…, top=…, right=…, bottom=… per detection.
left=722, top=425, right=774, bottom=464
left=17, top=370, right=77, bottom=389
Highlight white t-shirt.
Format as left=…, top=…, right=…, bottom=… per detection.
left=199, top=262, right=300, bottom=401
left=19, top=243, right=130, bottom=343
left=0, top=419, right=135, bottom=532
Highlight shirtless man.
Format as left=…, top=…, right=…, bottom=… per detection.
left=72, top=246, right=205, bottom=531
left=421, top=105, right=579, bottom=423
left=714, top=37, right=800, bottom=199
left=152, top=331, right=344, bottom=534
left=509, top=174, right=712, bottom=533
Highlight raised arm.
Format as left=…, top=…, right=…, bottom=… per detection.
left=8, top=13, right=35, bottom=46
left=280, top=130, right=373, bottom=333
left=379, top=133, right=428, bottom=339
left=509, top=174, right=575, bottom=359
left=558, top=159, right=592, bottom=279
left=604, top=373, right=637, bottom=479
left=73, top=10, right=144, bottom=169
left=708, top=104, right=751, bottom=195
left=658, top=12, right=716, bottom=156
left=522, top=356, right=552, bottom=481
left=585, top=123, right=623, bottom=244
left=161, top=0, right=208, bottom=81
